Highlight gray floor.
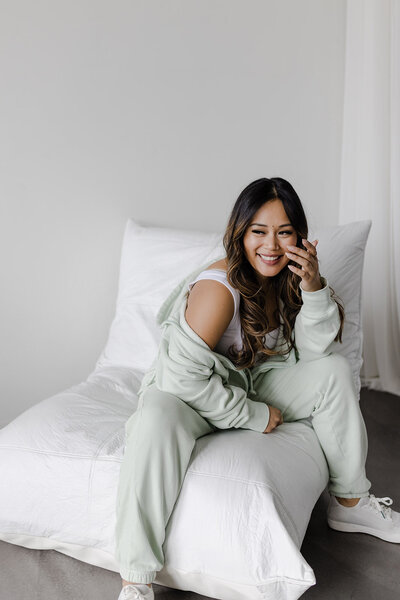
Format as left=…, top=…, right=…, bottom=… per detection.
left=1, top=388, right=399, bottom=600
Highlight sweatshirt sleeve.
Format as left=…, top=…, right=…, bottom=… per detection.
left=294, top=276, right=341, bottom=361
left=153, top=324, right=270, bottom=433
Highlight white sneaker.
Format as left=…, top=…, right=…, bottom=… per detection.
left=327, top=493, right=400, bottom=543
left=117, top=584, right=155, bottom=600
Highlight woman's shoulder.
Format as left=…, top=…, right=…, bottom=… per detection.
left=185, top=259, right=235, bottom=350
left=191, top=257, right=237, bottom=297
left=187, top=256, right=239, bottom=314
left=204, top=257, right=228, bottom=272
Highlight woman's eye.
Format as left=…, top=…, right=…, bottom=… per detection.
left=251, top=230, right=293, bottom=235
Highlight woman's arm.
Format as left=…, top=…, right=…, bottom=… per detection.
left=285, top=238, right=341, bottom=360
left=153, top=280, right=270, bottom=432
left=293, top=277, right=341, bottom=361
left=185, top=279, right=234, bottom=351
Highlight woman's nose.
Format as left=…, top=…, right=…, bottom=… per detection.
left=262, top=236, right=280, bottom=248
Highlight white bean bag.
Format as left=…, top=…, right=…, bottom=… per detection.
left=0, top=218, right=371, bottom=600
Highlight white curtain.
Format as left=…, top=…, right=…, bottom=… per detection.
left=339, top=0, right=400, bottom=396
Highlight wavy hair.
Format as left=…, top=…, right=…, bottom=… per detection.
left=221, top=177, right=345, bottom=369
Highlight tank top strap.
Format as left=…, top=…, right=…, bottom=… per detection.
left=187, top=269, right=240, bottom=314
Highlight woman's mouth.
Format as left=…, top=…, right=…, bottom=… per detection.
left=257, top=254, right=282, bottom=266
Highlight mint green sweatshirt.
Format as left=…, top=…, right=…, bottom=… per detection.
left=138, top=258, right=341, bottom=433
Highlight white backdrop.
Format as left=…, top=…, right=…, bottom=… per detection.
left=0, top=0, right=347, bottom=426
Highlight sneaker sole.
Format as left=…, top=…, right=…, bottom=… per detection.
left=327, top=518, right=400, bottom=543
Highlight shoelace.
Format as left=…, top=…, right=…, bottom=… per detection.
left=123, top=586, right=147, bottom=600
left=366, top=494, right=393, bottom=519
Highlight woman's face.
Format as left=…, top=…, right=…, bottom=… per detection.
left=242, top=198, right=298, bottom=284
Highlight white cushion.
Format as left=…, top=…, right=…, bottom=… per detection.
left=94, top=219, right=225, bottom=374
left=0, top=367, right=328, bottom=600
left=95, top=218, right=371, bottom=397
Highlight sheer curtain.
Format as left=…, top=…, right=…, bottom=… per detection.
left=339, top=0, right=400, bottom=396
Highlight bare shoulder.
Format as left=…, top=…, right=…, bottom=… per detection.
left=185, top=278, right=234, bottom=350
left=205, top=257, right=228, bottom=271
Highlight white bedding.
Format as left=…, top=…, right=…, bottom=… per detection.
left=0, top=365, right=328, bottom=600
left=0, top=217, right=371, bottom=599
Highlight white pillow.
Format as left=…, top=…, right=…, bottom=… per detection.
left=94, top=219, right=225, bottom=374
left=94, top=218, right=371, bottom=398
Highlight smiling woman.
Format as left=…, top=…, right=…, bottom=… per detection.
left=216, top=177, right=337, bottom=370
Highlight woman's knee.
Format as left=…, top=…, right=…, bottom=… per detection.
left=316, top=352, right=352, bottom=378
left=144, top=387, right=189, bottom=423
left=316, top=352, right=356, bottom=396
left=126, top=386, right=208, bottom=436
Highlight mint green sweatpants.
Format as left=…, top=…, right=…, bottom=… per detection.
left=114, top=351, right=371, bottom=584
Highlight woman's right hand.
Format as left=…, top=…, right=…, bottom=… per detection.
left=263, top=405, right=283, bottom=433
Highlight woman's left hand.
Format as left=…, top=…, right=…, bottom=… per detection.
left=285, top=239, right=322, bottom=292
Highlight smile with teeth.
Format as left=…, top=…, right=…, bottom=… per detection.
left=257, top=254, right=282, bottom=264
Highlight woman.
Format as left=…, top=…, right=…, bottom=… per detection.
left=115, top=177, right=399, bottom=600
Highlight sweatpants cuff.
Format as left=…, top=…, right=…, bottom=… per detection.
left=119, top=569, right=156, bottom=584
left=329, top=491, right=370, bottom=499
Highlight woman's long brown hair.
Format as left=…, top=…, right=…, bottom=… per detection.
left=221, top=177, right=345, bottom=369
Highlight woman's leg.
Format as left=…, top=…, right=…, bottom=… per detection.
left=114, top=383, right=215, bottom=585
left=252, top=352, right=371, bottom=499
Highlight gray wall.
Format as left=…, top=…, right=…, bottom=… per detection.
left=0, top=0, right=346, bottom=425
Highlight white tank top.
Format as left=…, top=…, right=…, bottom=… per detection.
left=187, top=269, right=280, bottom=359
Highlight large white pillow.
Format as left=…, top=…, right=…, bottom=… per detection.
left=94, top=218, right=371, bottom=398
